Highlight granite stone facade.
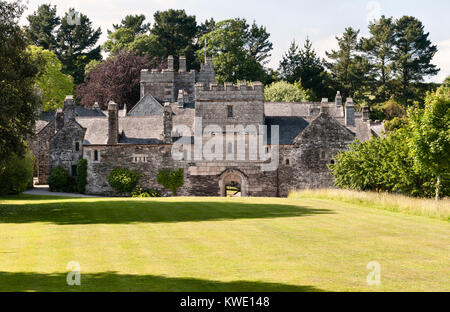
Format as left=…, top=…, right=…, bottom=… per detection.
left=30, top=56, right=384, bottom=196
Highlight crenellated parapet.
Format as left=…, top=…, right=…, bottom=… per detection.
left=195, top=82, right=265, bottom=102
left=140, top=55, right=216, bottom=104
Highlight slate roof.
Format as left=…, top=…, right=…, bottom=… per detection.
left=119, top=116, right=164, bottom=144
left=265, top=116, right=309, bottom=145
left=76, top=116, right=165, bottom=145
left=128, top=93, right=163, bottom=116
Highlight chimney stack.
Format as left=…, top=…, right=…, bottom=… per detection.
left=55, top=108, right=64, bottom=131
left=63, top=95, right=75, bottom=123
left=107, top=101, right=119, bottom=145
left=167, top=55, right=174, bottom=71
left=179, top=56, right=186, bottom=72
left=362, top=106, right=369, bottom=121
left=335, top=91, right=342, bottom=107
left=345, top=98, right=355, bottom=126
left=163, top=102, right=173, bottom=144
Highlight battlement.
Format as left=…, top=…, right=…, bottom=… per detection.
left=195, top=82, right=264, bottom=102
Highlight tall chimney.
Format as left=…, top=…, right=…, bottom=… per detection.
left=63, top=95, right=76, bottom=123
left=55, top=108, right=64, bottom=131
left=179, top=56, right=186, bottom=72
left=362, top=106, right=370, bottom=121
left=167, top=55, right=174, bottom=71
left=163, top=102, right=173, bottom=144
left=335, top=91, right=342, bottom=107
left=345, top=98, right=355, bottom=127
left=107, top=101, right=119, bottom=145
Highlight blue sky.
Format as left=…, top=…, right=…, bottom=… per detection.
left=19, top=0, right=450, bottom=82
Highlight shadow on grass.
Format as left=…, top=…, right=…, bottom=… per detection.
left=0, top=271, right=322, bottom=292
left=0, top=198, right=332, bottom=225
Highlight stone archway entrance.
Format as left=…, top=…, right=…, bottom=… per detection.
left=218, top=169, right=249, bottom=197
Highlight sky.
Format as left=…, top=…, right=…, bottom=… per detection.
left=16, top=0, right=450, bottom=82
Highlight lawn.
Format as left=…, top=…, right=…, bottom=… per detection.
left=0, top=195, right=448, bottom=292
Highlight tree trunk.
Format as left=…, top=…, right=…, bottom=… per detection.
left=435, top=175, right=441, bottom=201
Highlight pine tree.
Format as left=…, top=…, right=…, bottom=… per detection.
left=25, top=4, right=60, bottom=50
left=279, top=40, right=301, bottom=83
left=56, top=9, right=102, bottom=84
left=325, top=27, right=371, bottom=102
left=360, top=16, right=396, bottom=103
left=393, top=16, right=439, bottom=106
left=297, top=38, right=329, bottom=99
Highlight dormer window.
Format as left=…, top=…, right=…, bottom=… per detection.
left=227, top=105, right=233, bottom=118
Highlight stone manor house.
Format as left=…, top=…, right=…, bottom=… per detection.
left=30, top=55, right=384, bottom=197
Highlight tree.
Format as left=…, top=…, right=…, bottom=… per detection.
left=0, top=148, right=34, bottom=195
left=56, top=8, right=102, bottom=84
left=264, top=81, right=311, bottom=102
left=297, top=38, right=331, bottom=100
left=103, top=14, right=151, bottom=54
left=393, top=16, right=439, bottom=106
left=28, top=45, right=74, bottom=111
left=151, top=9, right=198, bottom=70
left=246, top=21, right=273, bottom=65
left=76, top=158, right=88, bottom=194
left=360, top=16, right=396, bottom=104
left=157, top=168, right=184, bottom=196
left=198, top=18, right=272, bottom=83
left=279, top=40, right=301, bottom=83
left=0, top=0, right=41, bottom=164
left=325, top=27, right=371, bottom=102
left=76, top=51, right=159, bottom=111
left=408, top=87, right=450, bottom=200
left=112, top=14, right=150, bottom=35
left=443, top=76, right=450, bottom=88
left=25, top=3, right=60, bottom=50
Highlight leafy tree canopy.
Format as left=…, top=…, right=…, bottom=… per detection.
left=76, top=51, right=161, bottom=111
left=28, top=45, right=74, bottom=111
left=264, top=81, right=312, bottom=102
left=198, top=18, right=272, bottom=83
left=0, top=0, right=41, bottom=163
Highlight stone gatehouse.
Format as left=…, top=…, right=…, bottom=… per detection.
left=29, top=56, right=384, bottom=197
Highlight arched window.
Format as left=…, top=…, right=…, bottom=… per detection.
left=75, top=142, right=80, bottom=151
left=94, top=150, right=99, bottom=161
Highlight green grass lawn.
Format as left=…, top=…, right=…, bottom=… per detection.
left=0, top=195, right=448, bottom=292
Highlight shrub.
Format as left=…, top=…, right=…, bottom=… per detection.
left=131, top=185, right=161, bottom=198
left=47, top=166, right=72, bottom=192
left=156, top=168, right=184, bottom=196
left=108, top=167, right=140, bottom=193
left=76, top=159, right=88, bottom=194
left=264, top=80, right=312, bottom=102
left=0, top=149, right=35, bottom=195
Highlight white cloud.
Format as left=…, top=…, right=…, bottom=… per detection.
left=431, top=39, right=450, bottom=83
left=366, top=1, right=381, bottom=25
left=315, top=35, right=339, bottom=60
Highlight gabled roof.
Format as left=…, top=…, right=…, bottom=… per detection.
left=294, top=111, right=355, bottom=145
left=128, top=92, right=163, bottom=116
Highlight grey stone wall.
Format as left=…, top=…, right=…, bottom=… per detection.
left=49, top=120, right=86, bottom=176
left=194, top=82, right=265, bottom=130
